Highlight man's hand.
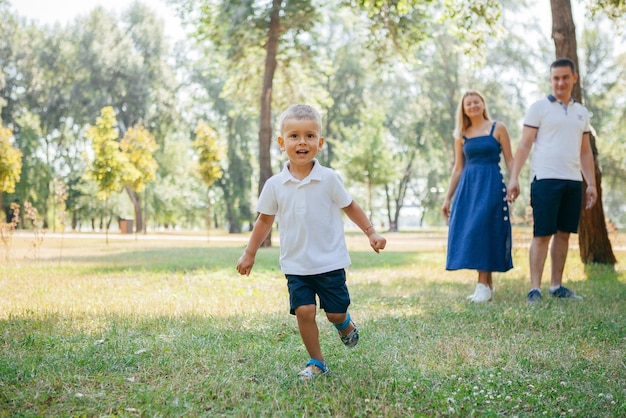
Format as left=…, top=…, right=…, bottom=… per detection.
left=507, top=178, right=520, bottom=203
left=585, top=185, right=597, bottom=210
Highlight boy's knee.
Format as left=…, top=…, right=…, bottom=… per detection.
left=326, top=312, right=347, bottom=325
left=295, top=304, right=316, bottom=318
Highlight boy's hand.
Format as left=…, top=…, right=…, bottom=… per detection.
left=368, top=233, right=386, bottom=253
left=236, top=252, right=255, bottom=276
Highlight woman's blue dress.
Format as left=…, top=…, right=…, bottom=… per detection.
left=446, top=122, right=513, bottom=272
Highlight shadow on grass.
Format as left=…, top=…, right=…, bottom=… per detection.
left=51, top=248, right=431, bottom=275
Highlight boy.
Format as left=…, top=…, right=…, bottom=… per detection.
left=236, top=104, right=386, bottom=379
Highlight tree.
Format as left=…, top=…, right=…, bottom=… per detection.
left=86, top=106, right=131, bottom=241
left=550, top=0, right=616, bottom=265
left=579, top=23, right=626, bottom=228
left=119, top=124, right=159, bottom=233
left=336, top=109, right=394, bottom=222
left=0, top=122, right=22, bottom=214
left=193, top=120, right=224, bottom=236
left=171, top=0, right=321, bottom=245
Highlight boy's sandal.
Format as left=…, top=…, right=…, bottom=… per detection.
left=339, top=322, right=359, bottom=347
left=298, top=358, right=329, bottom=380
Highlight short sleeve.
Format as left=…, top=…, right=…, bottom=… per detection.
left=330, top=171, right=353, bottom=208
left=256, top=179, right=278, bottom=215
left=524, top=100, right=543, bottom=128
left=583, top=108, right=591, bottom=133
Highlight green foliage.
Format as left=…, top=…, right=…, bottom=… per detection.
left=119, top=124, right=159, bottom=193
left=86, top=107, right=128, bottom=201
left=87, top=106, right=160, bottom=209
left=193, top=120, right=223, bottom=188
left=0, top=123, right=22, bottom=193
left=588, top=0, right=626, bottom=19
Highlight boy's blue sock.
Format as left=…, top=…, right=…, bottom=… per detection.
left=334, top=313, right=351, bottom=331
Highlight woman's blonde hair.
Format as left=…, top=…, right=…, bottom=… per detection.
left=453, top=91, right=490, bottom=141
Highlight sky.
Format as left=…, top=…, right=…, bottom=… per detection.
left=10, top=0, right=564, bottom=40
left=9, top=0, right=186, bottom=41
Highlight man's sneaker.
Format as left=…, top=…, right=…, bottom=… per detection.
left=549, top=285, right=582, bottom=300
left=527, top=289, right=542, bottom=303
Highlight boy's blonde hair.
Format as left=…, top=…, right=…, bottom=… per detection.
left=278, top=105, right=322, bottom=135
left=453, top=91, right=491, bottom=141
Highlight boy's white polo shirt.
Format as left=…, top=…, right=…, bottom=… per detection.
left=257, top=159, right=353, bottom=276
left=524, top=95, right=591, bottom=181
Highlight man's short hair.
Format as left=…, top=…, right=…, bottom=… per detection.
left=551, top=58, right=577, bottom=74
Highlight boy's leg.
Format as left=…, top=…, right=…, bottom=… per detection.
left=326, top=312, right=355, bottom=337
left=327, top=312, right=359, bottom=347
left=295, top=304, right=324, bottom=363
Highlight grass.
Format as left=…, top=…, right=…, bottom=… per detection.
left=1, top=229, right=625, bottom=417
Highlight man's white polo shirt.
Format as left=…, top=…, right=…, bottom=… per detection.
left=525, top=94, right=591, bottom=181
left=257, top=159, right=353, bottom=276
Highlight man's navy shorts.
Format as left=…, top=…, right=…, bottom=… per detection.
left=286, top=268, right=350, bottom=315
left=530, top=178, right=582, bottom=237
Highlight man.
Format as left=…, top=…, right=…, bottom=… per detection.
left=507, top=58, right=597, bottom=303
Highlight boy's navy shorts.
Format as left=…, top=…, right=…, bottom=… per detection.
left=286, top=268, right=350, bottom=315
left=530, top=178, right=582, bottom=237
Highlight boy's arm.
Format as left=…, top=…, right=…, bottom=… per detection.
left=342, top=200, right=386, bottom=253
left=236, top=213, right=275, bottom=276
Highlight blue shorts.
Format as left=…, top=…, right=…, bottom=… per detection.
left=530, top=178, right=582, bottom=237
left=286, top=269, right=350, bottom=315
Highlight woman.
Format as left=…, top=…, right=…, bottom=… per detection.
left=442, top=91, right=514, bottom=302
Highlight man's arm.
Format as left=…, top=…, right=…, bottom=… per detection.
left=580, top=132, right=597, bottom=209
left=506, top=125, right=538, bottom=202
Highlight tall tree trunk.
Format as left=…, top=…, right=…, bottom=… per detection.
left=550, top=0, right=616, bottom=265
left=257, top=0, right=281, bottom=248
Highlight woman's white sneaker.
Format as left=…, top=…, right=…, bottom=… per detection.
left=471, top=283, right=492, bottom=302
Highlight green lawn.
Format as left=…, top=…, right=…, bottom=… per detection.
left=1, top=230, right=625, bottom=416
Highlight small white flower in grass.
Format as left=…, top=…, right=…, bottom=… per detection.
left=94, top=339, right=105, bottom=345
left=75, top=393, right=84, bottom=398
left=125, top=377, right=135, bottom=382
left=560, top=381, right=567, bottom=386
left=365, top=399, right=370, bottom=403
left=446, top=397, right=455, bottom=404
left=134, top=348, right=148, bottom=355
left=448, top=407, right=455, bottom=413
left=473, top=386, right=479, bottom=391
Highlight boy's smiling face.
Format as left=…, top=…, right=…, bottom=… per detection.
left=278, top=117, right=324, bottom=172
